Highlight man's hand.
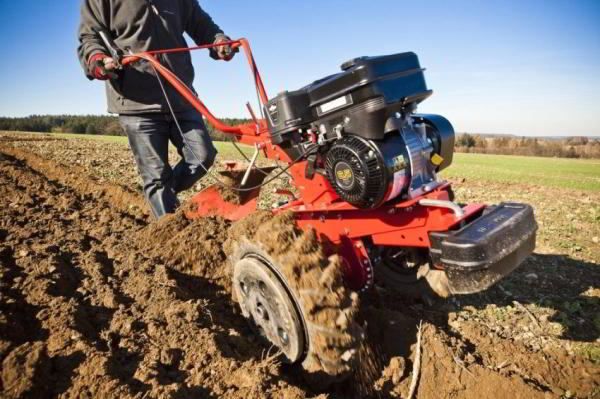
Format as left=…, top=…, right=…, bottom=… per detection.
left=88, top=53, right=119, bottom=80
left=212, top=33, right=235, bottom=61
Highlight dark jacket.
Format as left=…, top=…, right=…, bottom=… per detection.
left=77, top=0, right=223, bottom=114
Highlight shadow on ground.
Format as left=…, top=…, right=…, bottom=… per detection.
left=443, top=253, right=600, bottom=342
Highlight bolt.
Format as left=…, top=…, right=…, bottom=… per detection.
left=278, top=328, right=289, bottom=345
left=240, top=282, right=249, bottom=296
left=255, top=304, right=268, bottom=321
left=259, top=281, right=267, bottom=295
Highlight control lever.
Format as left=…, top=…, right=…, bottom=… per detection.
left=95, top=28, right=124, bottom=66
left=241, top=144, right=260, bottom=186
left=246, top=102, right=261, bottom=133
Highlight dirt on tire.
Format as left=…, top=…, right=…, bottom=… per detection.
left=1, top=133, right=598, bottom=398
left=226, top=211, right=362, bottom=382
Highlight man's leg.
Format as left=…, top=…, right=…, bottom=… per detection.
left=119, top=113, right=179, bottom=218
left=168, top=110, right=217, bottom=193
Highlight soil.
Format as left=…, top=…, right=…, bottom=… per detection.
left=1, top=132, right=599, bottom=398
left=216, top=175, right=243, bottom=205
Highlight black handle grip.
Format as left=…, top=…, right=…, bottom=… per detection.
left=95, top=28, right=124, bottom=65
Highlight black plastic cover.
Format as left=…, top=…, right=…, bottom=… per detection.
left=266, top=52, right=433, bottom=143
left=413, top=114, right=455, bottom=172
left=429, top=203, right=537, bottom=294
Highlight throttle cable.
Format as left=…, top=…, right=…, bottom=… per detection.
left=138, top=53, right=316, bottom=193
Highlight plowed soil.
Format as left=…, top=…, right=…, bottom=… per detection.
left=1, top=132, right=599, bottom=398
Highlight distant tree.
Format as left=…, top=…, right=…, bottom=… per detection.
left=85, top=124, right=98, bottom=135
left=0, top=114, right=253, bottom=140
left=456, top=133, right=476, bottom=147
left=473, top=135, right=486, bottom=148
left=566, top=136, right=589, bottom=146
left=566, top=146, right=579, bottom=158
left=493, top=136, right=511, bottom=148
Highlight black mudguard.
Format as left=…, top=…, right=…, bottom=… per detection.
left=429, top=203, right=537, bottom=295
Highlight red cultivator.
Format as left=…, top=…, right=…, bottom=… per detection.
left=103, top=35, right=537, bottom=377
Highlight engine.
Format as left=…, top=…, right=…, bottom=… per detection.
left=265, top=52, right=455, bottom=208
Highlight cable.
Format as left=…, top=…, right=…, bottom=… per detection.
left=142, top=55, right=316, bottom=192
left=231, top=140, right=293, bottom=179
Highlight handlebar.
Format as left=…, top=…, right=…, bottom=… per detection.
left=120, top=41, right=241, bottom=66
left=94, top=30, right=268, bottom=137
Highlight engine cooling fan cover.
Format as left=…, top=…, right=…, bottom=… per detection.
left=324, top=135, right=388, bottom=208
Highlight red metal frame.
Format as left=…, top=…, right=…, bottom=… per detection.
left=122, top=39, right=486, bottom=290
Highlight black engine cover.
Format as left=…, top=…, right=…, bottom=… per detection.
left=266, top=52, right=432, bottom=144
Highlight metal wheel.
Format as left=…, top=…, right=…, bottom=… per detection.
left=228, top=225, right=362, bottom=381
left=233, top=255, right=305, bottom=362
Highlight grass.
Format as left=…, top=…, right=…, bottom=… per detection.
left=441, top=152, right=600, bottom=191
left=5, top=131, right=600, bottom=191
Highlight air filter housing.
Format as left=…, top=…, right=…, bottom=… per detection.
left=266, top=52, right=432, bottom=145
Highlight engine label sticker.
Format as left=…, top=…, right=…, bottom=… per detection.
left=334, top=162, right=355, bottom=189
left=388, top=171, right=408, bottom=201
left=391, top=155, right=406, bottom=172
left=387, top=155, right=408, bottom=201
left=317, top=95, right=353, bottom=115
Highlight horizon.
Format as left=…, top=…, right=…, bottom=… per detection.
left=0, top=1, right=599, bottom=137
left=2, top=114, right=599, bottom=140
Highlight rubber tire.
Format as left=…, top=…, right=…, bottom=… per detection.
left=230, top=231, right=362, bottom=380
left=375, top=261, right=451, bottom=304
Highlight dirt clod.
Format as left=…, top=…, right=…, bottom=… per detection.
left=2, top=342, right=49, bottom=398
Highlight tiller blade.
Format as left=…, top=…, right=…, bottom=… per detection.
left=185, top=161, right=276, bottom=221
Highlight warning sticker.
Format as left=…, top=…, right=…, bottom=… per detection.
left=387, top=170, right=408, bottom=201
left=391, top=154, right=406, bottom=172
left=386, top=155, right=409, bottom=200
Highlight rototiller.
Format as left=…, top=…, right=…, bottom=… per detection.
left=99, top=33, right=537, bottom=377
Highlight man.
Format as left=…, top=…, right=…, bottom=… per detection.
left=77, top=0, right=235, bottom=218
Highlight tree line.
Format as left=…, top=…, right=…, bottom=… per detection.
left=2, top=115, right=598, bottom=159
left=455, top=133, right=600, bottom=159
left=0, top=115, right=251, bottom=141
left=0, top=115, right=124, bottom=136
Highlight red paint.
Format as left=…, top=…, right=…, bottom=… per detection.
left=120, top=39, right=487, bottom=290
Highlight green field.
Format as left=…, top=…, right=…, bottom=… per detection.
left=7, top=131, right=600, bottom=191
left=441, top=153, right=600, bottom=191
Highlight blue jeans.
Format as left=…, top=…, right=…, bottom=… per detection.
left=119, top=110, right=217, bottom=218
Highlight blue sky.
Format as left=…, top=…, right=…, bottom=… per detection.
left=0, top=1, right=599, bottom=136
